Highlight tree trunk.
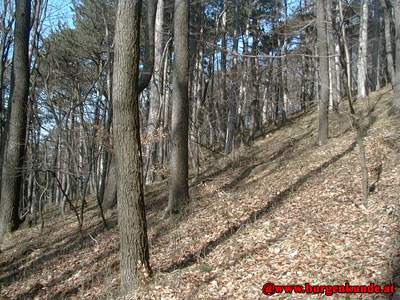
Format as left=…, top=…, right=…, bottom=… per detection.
left=0, top=0, right=31, bottom=242
left=219, top=1, right=227, bottom=150
left=327, top=0, right=339, bottom=109
left=157, top=40, right=172, bottom=180
left=102, top=154, right=117, bottom=210
left=392, top=0, right=400, bottom=111
left=0, top=3, right=13, bottom=183
left=278, top=38, right=287, bottom=124
left=371, top=1, right=381, bottom=91
left=339, top=0, right=370, bottom=205
left=357, top=0, right=368, bottom=99
left=248, top=27, right=259, bottom=142
left=225, top=0, right=239, bottom=153
left=144, top=0, right=164, bottom=183
left=381, top=0, right=395, bottom=84
left=165, top=0, right=189, bottom=216
left=316, top=0, right=329, bottom=146
left=112, top=0, right=151, bottom=294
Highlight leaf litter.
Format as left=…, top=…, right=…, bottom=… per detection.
left=0, top=86, right=399, bottom=299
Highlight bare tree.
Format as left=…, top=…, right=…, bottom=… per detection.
left=337, top=0, right=369, bottom=205
left=165, top=0, right=189, bottom=217
left=391, top=0, right=400, bottom=111
left=357, top=0, right=368, bottom=99
left=316, top=0, right=329, bottom=146
left=112, top=0, right=151, bottom=294
left=381, top=0, right=395, bottom=84
left=143, top=0, right=164, bottom=183
left=326, top=0, right=340, bottom=109
left=0, top=0, right=31, bottom=242
left=225, top=0, right=239, bottom=153
left=0, top=0, right=14, bottom=200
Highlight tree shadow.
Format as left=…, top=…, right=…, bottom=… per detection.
left=162, top=141, right=357, bottom=273
left=0, top=219, right=118, bottom=286
left=186, top=235, right=284, bottom=299
left=222, top=131, right=312, bottom=191
left=11, top=245, right=120, bottom=300
left=189, top=108, right=317, bottom=190
left=391, top=262, right=400, bottom=300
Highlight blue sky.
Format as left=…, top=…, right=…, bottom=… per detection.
left=43, top=0, right=74, bottom=32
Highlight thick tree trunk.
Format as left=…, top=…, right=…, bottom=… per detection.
left=316, top=0, right=329, bottom=146
left=112, top=0, right=151, bottom=294
left=0, top=0, right=31, bottom=242
left=357, top=0, right=368, bottom=99
left=165, top=0, right=189, bottom=216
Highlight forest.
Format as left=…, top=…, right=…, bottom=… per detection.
left=0, top=0, right=400, bottom=299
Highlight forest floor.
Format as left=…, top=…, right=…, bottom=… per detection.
left=1, top=85, right=400, bottom=300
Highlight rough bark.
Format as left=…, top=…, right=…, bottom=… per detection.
left=112, top=0, right=151, bottom=294
left=316, top=0, right=329, bottom=146
left=165, top=0, right=189, bottom=217
left=0, top=0, right=31, bottom=243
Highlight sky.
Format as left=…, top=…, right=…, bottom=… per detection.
left=43, top=0, right=74, bottom=33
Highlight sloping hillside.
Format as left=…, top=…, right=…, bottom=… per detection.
left=1, top=86, right=400, bottom=299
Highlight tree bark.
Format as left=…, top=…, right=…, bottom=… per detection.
left=381, top=0, right=395, bottom=84
left=112, top=0, right=151, bottom=294
left=137, top=0, right=157, bottom=93
left=143, top=0, right=164, bottom=183
left=392, top=0, right=400, bottom=110
left=338, top=0, right=370, bottom=205
left=225, top=0, right=239, bottom=153
left=357, top=0, right=368, bottom=99
left=371, top=1, right=381, bottom=91
left=248, top=21, right=259, bottom=142
left=316, top=0, right=329, bottom=146
left=219, top=1, right=227, bottom=150
left=327, top=0, right=339, bottom=109
left=102, top=154, right=117, bottom=210
left=165, top=0, right=189, bottom=217
left=0, top=0, right=31, bottom=242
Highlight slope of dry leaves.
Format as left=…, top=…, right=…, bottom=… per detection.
left=1, top=86, right=399, bottom=300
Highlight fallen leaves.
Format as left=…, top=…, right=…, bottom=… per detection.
left=1, top=87, right=399, bottom=299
